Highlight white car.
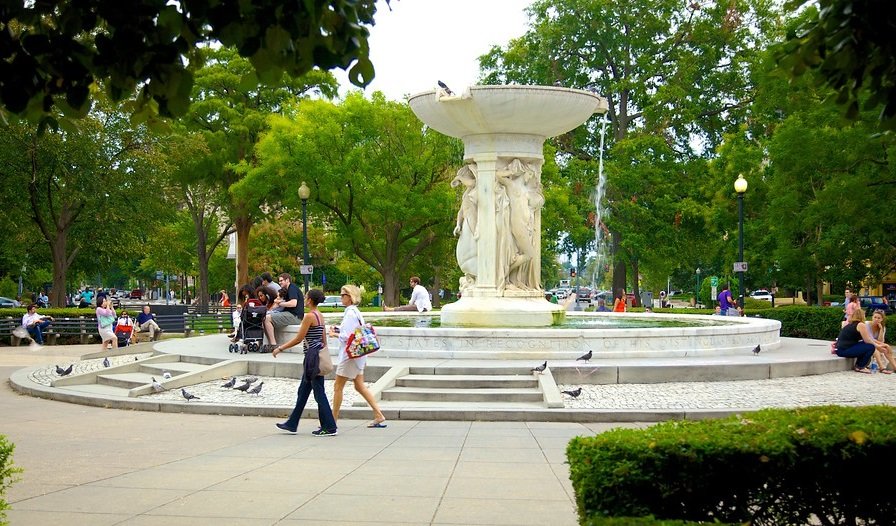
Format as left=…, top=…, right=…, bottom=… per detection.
left=318, top=295, right=344, bottom=308
left=749, top=290, right=773, bottom=301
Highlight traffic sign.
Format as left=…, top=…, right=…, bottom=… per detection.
left=710, top=276, right=719, bottom=287
left=733, top=262, right=748, bottom=272
left=300, top=265, right=313, bottom=276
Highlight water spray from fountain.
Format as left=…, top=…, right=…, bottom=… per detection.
left=592, top=115, right=609, bottom=289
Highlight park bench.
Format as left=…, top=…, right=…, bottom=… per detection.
left=183, top=311, right=234, bottom=337
left=2, top=316, right=98, bottom=346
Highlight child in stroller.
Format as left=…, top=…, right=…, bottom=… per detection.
left=114, top=310, right=135, bottom=347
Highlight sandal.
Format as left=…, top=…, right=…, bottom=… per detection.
left=882, top=369, right=894, bottom=375
left=855, top=367, right=873, bottom=374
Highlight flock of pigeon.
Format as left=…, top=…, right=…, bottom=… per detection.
left=179, top=376, right=264, bottom=401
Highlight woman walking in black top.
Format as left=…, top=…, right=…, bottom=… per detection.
left=271, top=289, right=337, bottom=436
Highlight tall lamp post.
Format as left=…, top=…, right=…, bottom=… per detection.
left=298, top=181, right=311, bottom=294
left=734, top=174, right=748, bottom=309
left=695, top=267, right=701, bottom=306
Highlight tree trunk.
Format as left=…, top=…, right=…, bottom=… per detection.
left=611, top=231, right=626, bottom=297
left=235, top=213, right=251, bottom=290
left=630, top=259, right=640, bottom=307
left=431, top=271, right=441, bottom=309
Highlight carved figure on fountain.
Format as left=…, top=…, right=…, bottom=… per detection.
left=497, top=158, right=542, bottom=291
left=451, top=163, right=479, bottom=294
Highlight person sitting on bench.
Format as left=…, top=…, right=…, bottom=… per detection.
left=21, top=303, right=54, bottom=345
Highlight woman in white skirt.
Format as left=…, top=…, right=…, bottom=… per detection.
left=330, top=285, right=387, bottom=428
left=96, top=296, right=118, bottom=351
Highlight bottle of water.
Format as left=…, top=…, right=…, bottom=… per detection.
left=871, top=362, right=879, bottom=373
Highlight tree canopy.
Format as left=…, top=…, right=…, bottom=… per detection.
left=0, top=0, right=384, bottom=126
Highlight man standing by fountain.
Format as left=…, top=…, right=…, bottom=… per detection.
left=718, top=284, right=737, bottom=316
left=385, top=277, right=432, bottom=312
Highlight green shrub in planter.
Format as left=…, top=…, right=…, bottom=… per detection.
left=568, top=405, right=896, bottom=525
left=0, top=435, right=22, bottom=525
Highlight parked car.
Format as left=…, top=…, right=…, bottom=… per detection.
left=749, top=289, right=773, bottom=301
left=859, top=296, right=893, bottom=315
left=129, top=289, right=144, bottom=300
left=0, top=296, right=18, bottom=307
left=318, top=295, right=344, bottom=309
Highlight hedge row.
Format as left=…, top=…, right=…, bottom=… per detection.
left=0, top=435, right=21, bottom=526
left=568, top=405, right=896, bottom=525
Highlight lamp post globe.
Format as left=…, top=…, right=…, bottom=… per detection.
left=734, top=175, right=747, bottom=310
left=298, top=182, right=311, bottom=293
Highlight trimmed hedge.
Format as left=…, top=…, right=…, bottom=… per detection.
left=0, top=435, right=21, bottom=526
left=568, top=405, right=896, bottom=525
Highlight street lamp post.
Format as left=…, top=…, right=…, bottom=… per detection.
left=734, top=174, right=748, bottom=309
left=695, top=267, right=701, bottom=307
left=298, top=181, right=311, bottom=294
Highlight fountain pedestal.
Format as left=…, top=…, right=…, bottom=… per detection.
left=409, top=85, right=608, bottom=327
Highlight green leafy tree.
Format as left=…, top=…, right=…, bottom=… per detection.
left=185, top=47, right=337, bottom=304
left=0, top=106, right=166, bottom=306
left=773, top=0, right=896, bottom=129
left=0, top=0, right=384, bottom=126
left=479, top=0, right=778, bottom=297
left=254, top=92, right=463, bottom=305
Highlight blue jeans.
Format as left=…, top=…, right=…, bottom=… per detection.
left=837, top=342, right=876, bottom=369
left=27, top=320, right=51, bottom=344
left=283, top=375, right=337, bottom=432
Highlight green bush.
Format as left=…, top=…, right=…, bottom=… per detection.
left=0, top=435, right=22, bottom=525
left=568, top=405, right=896, bottom=525
left=755, top=305, right=850, bottom=341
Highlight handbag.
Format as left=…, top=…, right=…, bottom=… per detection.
left=346, top=323, right=381, bottom=359
left=318, top=346, right=334, bottom=375
left=313, top=311, right=334, bottom=375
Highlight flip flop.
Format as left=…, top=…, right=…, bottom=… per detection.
left=367, top=421, right=387, bottom=428
left=855, top=367, right=873, bottom=374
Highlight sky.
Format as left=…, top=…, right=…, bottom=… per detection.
left=334, top=0, right=534, bottom=100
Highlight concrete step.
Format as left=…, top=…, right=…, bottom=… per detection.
left=376, top=399, right=548, bottom=410
left=139, top=362, right=208, bottom=376
left=61, top=382, right=133, bottom=397
left=408, top=366, right=536, bottom=376
left=97, top=372, right=156, bottom=389
left=381, top=386, right=545, bottom=403
left=396, top=374, right=537, bottom=389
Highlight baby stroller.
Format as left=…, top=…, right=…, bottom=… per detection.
left=229, top=304, right=267, bottom=354
left=114, top=324, right=134, bottom=347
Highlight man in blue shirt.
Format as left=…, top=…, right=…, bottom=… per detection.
left=717, top=284, right=736, bottom=316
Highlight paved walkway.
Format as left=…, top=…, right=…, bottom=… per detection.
left=0, top=338, right=887, bottom=525
left=1, top=345, right=636, bottom=525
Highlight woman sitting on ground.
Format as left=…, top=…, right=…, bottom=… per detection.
left=867, top=309, right=894, bottom=373
left=835, top=308, right=889, bottom=373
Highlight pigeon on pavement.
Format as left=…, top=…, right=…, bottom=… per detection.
left=163, top=371, right=172, bottom=379
left=181, top=388, right=200, bottom=401
left=437, top=80, right=454, bottom=95
left=244, top=376, right=258, bottom=385
left=102, top=357, right=111, bottom=368
left=151, top=377, right=164, bottom=392
left=247, top=381, right=264, bottom=395
left=562, top=387, right=583, bottom=398
left=58, top=364, right=73, bottom=376
left=55, top=365, right=65, bottom=375
left=221, top=377, right=236, bottom=388
left=530, top=361, right=547, bottom=374
left=576, top=350, right=592, bottom=363
left=752, top=344, right=761, bottom=355
left=233, top=381, right=252, bottom=392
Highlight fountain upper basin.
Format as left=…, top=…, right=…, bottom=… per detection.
left=408, top=85, right=609, bottom=139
